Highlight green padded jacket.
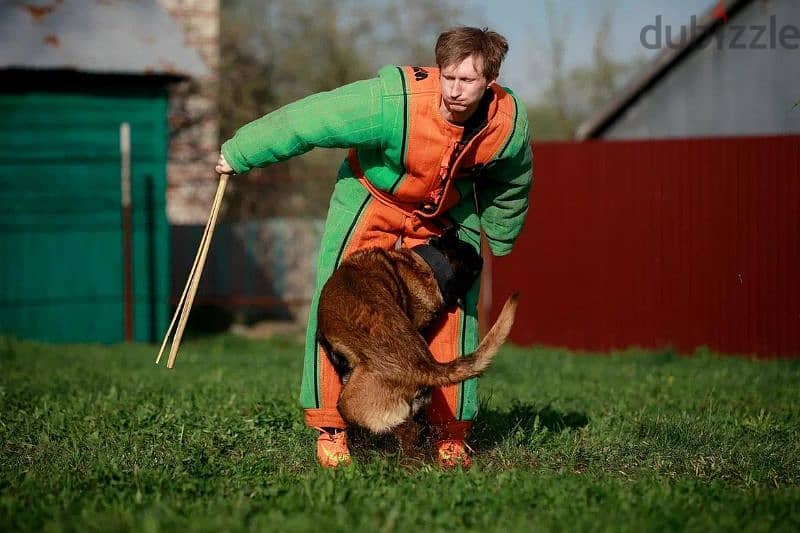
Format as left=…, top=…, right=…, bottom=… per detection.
left=221, top=65, right=533, bottom=256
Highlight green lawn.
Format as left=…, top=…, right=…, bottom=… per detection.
left=1, top=334, right=798, bottom=532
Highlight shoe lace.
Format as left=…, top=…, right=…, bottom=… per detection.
left=315, top=427, right=349, bottom=454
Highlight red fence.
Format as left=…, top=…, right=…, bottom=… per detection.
left=489, top=135, right=799, bottom=358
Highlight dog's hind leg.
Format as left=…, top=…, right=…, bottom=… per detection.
left=392, top=418, right=422, bottom=456
left=338, top=369, right=410, bottom=434
left=411, top=387, right=432, bottom=417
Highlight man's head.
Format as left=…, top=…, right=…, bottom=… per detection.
left=435, top=26, right=509, bottom=123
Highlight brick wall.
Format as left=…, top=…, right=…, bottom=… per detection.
left=156, top=0, right=220, bottom=224
left=156, top=1, right=323, bottom=327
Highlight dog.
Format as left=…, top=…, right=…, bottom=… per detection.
left=316, top=228, right=518, bottom=453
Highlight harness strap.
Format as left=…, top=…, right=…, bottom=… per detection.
left=349, top=149, right=458, bottom=219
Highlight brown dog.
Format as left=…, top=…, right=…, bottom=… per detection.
left=316, top=229, right=518, bottom=452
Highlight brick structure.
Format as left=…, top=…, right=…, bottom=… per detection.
left=157, top=0, right=220, bottom=224
left=156, top=2, right=326, bottom=324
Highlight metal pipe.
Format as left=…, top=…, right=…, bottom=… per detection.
left=120, top=122, right=133, bottom=342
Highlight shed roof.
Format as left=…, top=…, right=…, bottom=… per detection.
left=0, top=0, right=208, bottom=79
left=575, top=0, right=755, bottom=140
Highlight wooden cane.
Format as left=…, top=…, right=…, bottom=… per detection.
left=156, top=173, right=229, bottom=368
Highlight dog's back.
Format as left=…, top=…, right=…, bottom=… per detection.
left=332, top=292, right=518, bottom=434
left=317, top=242, right=517, bottom=438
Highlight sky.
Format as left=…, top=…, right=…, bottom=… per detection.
left=454, top=0, right=714, bottom=103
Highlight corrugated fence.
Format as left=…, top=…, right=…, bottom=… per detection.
left=490, top=135, right=799, bottom=358
left=171, top=218, right=324, bottom=322
left=1, top=90, right=170, bottom=344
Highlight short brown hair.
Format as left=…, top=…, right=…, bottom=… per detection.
left=435, top=26, right=509, bottom=81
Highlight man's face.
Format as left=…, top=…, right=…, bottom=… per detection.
left=439, top=55, right=493, bottom=123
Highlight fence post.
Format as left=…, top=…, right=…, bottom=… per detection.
left=120, top=122, right=133, bottom=342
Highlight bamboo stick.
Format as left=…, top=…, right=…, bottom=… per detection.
left=156, top=174, right=229, bottom=368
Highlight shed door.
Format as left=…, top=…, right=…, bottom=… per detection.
left=0, top=89, right=169, bottom=343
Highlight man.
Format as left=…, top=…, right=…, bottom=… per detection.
left=216, top=26, right=532, bottom=468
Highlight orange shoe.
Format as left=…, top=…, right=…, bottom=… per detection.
left=436, top=439, right=472, bottom=469
left=316, top=428, right=352, bottom=468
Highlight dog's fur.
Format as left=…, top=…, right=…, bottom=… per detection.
left=317, top=229, right=518, bottom=452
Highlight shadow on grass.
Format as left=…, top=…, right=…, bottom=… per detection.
left=344, top=401, right=589, bottom=464
left=471, top=400, right=589, bottom=449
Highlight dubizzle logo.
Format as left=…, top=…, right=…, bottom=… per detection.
left=711, top=0, right=728, bottom=24
left=639, top=4, right=800, bottom=51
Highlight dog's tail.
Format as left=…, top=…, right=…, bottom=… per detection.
left=421, top=293, right=519, bottom=387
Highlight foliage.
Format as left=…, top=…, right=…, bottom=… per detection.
left=218, top=0, right=481, bottom=219
left=1, top=335, right=799, bottom=531
left=217, top=0, right=652, bottom=212
left=526, top=4, right=648, bottom=141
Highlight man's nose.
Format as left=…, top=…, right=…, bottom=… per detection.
left=450, top=80, right=462, bottom=97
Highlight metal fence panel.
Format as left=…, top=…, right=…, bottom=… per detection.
left=0, top=90, right=170, bottom=343
left=490, top=135, right=799, bottom=358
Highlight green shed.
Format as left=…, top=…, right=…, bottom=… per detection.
left=0, top=1, right=207, bottom=343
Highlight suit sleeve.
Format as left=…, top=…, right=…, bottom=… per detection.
left=477, top=115, right=533, bottom=257
left=221, top=78, right=384, bottom=174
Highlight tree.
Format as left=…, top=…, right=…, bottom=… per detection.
left=219, top=0, right=482, bottom=219
left=541, top=0, right=575, bottom=139
left=527, top=3, right=647, bottom=141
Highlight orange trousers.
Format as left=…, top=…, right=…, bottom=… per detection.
left=299, top=176, right=480, bottom=441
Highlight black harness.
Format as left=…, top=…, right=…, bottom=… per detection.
left=411, top=244, right=456, bottom=306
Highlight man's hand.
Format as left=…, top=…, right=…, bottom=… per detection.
left=215, top=153, right=234, bottom=175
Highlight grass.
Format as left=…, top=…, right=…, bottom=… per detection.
left=1, top=334, right=798, bottom=532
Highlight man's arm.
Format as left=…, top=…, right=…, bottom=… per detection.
left=477, top=122, right=533, bottom=257
left=221, top=77, right=384, bottom=174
